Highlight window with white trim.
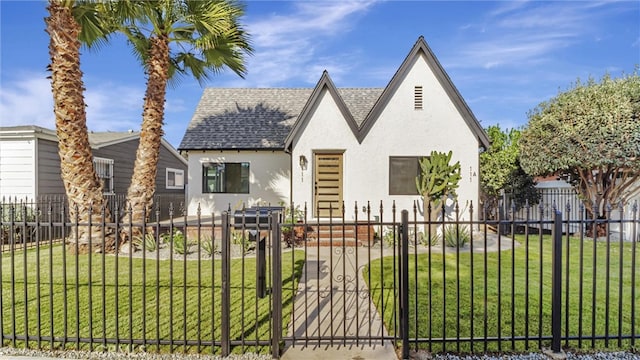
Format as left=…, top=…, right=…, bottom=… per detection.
left=166, top=168, right=185, bottom=190
left=93, top=157, right=114, bottom=194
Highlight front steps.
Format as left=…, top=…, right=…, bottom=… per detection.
left=298, top=223, right=376, bottom=247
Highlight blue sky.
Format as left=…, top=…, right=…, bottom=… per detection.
left=1, top=1, right=638, bottom=148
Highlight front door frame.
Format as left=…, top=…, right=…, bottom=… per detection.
left=313, top=150, right=344, bottom=218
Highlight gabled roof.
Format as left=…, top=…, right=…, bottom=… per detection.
left=178, top=87, right=383, bottom=151
left=284, top=70, right=366, bottom=150
left=363, top=36, right=489, bottom=148
left=179, top=88, right=311, bottom=151
left=180, top=36, right=490, bottom=152
left=285, top=36, right=490, bottom=150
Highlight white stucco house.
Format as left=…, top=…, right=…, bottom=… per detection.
left=178, top=37, right=490, bottom=221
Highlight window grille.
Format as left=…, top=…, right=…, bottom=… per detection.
left=93, top=157, right=114, bottom=194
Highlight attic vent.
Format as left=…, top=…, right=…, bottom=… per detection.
left=414, top=86, right=423, bottom=110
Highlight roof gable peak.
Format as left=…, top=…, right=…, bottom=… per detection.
left=357, top=36, right=490, bottom=148
left=284, top=70, right=361, bottom=150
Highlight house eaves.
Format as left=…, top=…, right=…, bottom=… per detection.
left=0, top=125, right=58, bottom=142
left=0, top=125, right=184, bottom=164
left=358, top=36, right=491, bottom=149
left=88, top=131, right=140, bottom=149
left=90, top=132, right=186, bottom=165
left=284, top=71, right=361, bottom=151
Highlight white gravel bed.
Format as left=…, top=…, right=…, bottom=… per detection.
left=421, top=351, right=640, bottom=360
left=1, top=348, right=638, bottom=359
left=0, top=348, right=271, bottom=359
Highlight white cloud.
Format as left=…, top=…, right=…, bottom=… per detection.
left=0, top=71, right=144, bottom=132
left=234, top=0, right=379, bottom=87
left=487, top=1, right=531, bottom=18
left=83, top=80, right=144, bottom=131
left=455, top=34, right=572, bottom=69
left=449, top=2, right=626, bottom=70
left=0, top=73, right=54, bottom=128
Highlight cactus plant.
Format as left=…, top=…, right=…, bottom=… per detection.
left=415, top=150, right=461, bottom=238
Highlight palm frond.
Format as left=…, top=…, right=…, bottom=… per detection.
left=122, top=27, right=151, bottom=68
left=72, top=1, right=114, bottom=50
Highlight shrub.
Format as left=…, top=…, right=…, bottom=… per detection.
left=281, top=204, right=306, bottom=247
left=132, top=233, right=158, bottom=252
left=414, top=230, right=439, bottom=246
left=1, top=204, right=37, bottom=243
left=162, top=229, right=188, bottom=255
left=382, top=227, right=396, bottom=247
left=200, top=236, right=217, bottom=257
left=231, top=230, right=246, bottom=245
left=443, top=225, right=470, bottom=248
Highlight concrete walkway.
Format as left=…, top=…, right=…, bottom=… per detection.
left=281, top=244, right=397, bottom=359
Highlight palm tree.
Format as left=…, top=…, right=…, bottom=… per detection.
left=112, top=0, right=252, bottom=240
left=45, top=0, right=116, bottom=251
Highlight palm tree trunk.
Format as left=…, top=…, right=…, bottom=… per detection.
left=46, top=1, right=113, bottom=251
left=122, top=35, right=170, bottom=241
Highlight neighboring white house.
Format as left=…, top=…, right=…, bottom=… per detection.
left=178, top=37, right=491, bottom=221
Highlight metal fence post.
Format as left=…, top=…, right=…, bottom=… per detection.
left=271, top=212, right=282, bottom=359
left=221, top=212, right=231, bottom=357
left=551, top=210, right=562, bottom=354
left=257, top=236, right=266, bottom=298
left=400, top=210, right=410, bottom=360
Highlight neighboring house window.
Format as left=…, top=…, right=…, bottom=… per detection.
left=93, top=157, right=114, bottom=194
left=166, top=168, right=184, bottom=190
left=389, top=156, right=424, bottom=195
left=203, top=162, right=249, bottom=194
left=414, top=85, right=423, bottom=110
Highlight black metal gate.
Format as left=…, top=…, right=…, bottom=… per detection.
left=1, top=200, right=638, bottom=358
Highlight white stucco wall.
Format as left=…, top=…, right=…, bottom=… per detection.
left=185, top=151, right=291, bottom=215
left=0, top=139, right=36, bottom=200
left=291, top=53, right=481, bottom=222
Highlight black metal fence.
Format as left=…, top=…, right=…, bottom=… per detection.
left=1, top=194, right=185, bottom=246
left=0, top=199, right=638, bottom=358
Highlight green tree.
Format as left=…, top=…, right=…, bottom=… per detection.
left=46, top=0, right=116, bottom=250
left=415, top=150, right=461, bottom=237
left=519, top=72, right=640, bottom=218
left=480, top=125, right=539, bottom=217
left=105, top=0, right=252, bottom=239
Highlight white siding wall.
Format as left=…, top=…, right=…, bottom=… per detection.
left=292, top=54, right=481, bottom=221
left=0, top=139, right=36, bottom=200
left=186, top=151, right=291, bottom=215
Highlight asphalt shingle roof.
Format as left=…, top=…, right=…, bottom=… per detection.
left=178, top=87, right=383, bottom=151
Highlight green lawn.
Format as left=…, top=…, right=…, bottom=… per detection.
left=0, top=244, right=304, bottom=354
left=366, top=234, right=639, bottom=354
